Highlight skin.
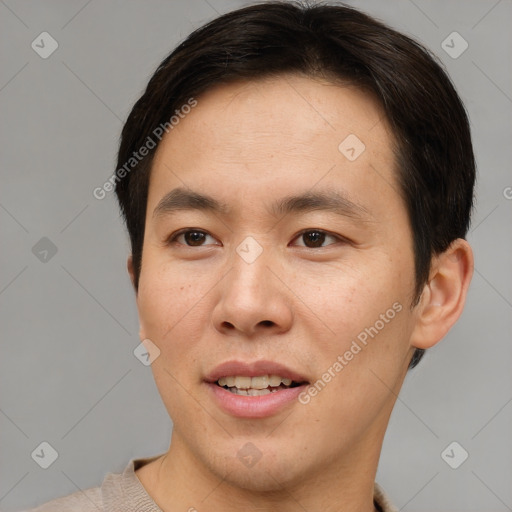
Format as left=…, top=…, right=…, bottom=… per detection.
left=128, top=75, right=473, bottom=512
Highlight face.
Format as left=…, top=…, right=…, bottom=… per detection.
left=134, top=75, right=420, bottom=491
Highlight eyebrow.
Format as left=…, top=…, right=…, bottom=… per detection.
left=153, top=187, right=371, bottom=221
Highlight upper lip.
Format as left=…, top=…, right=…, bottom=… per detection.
left=205, top=360, right=309, bottom=384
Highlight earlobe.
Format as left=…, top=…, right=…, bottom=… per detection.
left=127, top=255, right=146, bottom=339
left=410, top=239, right=474, bottom=350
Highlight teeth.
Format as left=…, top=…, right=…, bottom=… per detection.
left=234, top=376, right=252, bottom=389
left=249, top=375, right=269, bottom=389
left=217, top=374, right=295, bottom=389
left=268, top=375, right=282, bottom=386
left=227, top=387, right=277, bottom=396
left=247, top=388, right=271, bottom=396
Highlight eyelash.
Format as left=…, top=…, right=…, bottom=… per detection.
left=167, top=228, right=347, bottom=249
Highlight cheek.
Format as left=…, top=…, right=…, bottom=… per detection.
left=136, top=256, right=232, bottom=385
left=137, top=257, right=212, bottom=338
left=136, top=262, right=212, bottom=418
left=306, top=258, right=407, bottom=338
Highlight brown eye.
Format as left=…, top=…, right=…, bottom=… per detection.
left=169, top=229, right=217, bottom=247
left=294, top=229, right=340, bottom=248
left=183, top=231, right=207, bottom=246
left=303, top=231, right=326, bottom=247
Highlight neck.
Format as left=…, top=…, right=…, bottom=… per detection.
left=138, top=425, right=385, bottom=512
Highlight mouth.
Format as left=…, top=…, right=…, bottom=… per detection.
left=205, top=360, right=310, bottom=418
left=216, top=375, right=307, bottom=396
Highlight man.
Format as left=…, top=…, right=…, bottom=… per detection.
left=27, top=2, right=474, bottom=511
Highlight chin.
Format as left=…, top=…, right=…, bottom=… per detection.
left=221, top=460, right=303, bottom=493
left=203, top=441, right=315, bottom=493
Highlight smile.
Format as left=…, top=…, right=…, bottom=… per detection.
left=205, top=361, right=310, bottom=418
left=216, top=375, right=302, bottom=396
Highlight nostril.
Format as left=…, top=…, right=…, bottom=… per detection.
left=260, top=320, right=274, bottom=327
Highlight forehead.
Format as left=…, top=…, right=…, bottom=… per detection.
left=148, top=75, right=399, bottom=217
left=167, top=75, right=391, bottom=150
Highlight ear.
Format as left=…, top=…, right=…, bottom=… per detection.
left=410, top=239, right=474, bottom=350
left=127, top=255, right=146, bottom=339
left=127, top=255, right=137, bottom=292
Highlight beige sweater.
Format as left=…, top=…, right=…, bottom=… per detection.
left=24, top=455, right=398, bottom=512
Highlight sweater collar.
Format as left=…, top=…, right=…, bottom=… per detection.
left=102, top=456, right=397, bottom=512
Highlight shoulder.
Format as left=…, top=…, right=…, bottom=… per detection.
left=20, top=455, right=163, bottom=512
left=22, top=486, right=103, bottom=512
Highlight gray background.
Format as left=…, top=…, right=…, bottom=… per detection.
left=1, top=0, right=511, bottom=510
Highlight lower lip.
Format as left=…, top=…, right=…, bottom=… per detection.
left=206, top=382, right=308, bottom=418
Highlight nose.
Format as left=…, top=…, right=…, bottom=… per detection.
left=211, top=244, right=293, bottom=337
